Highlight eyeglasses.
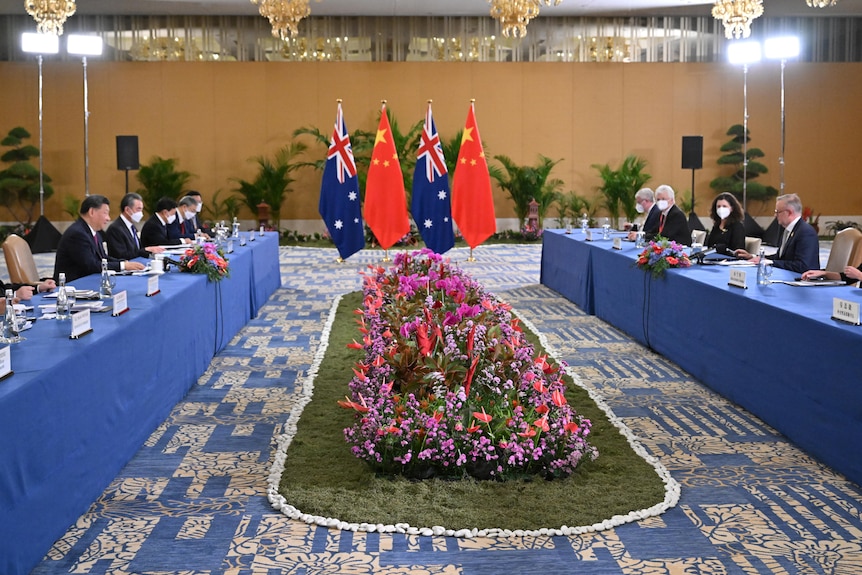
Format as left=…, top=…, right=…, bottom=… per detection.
left=774, top=208, right=789, bottom=215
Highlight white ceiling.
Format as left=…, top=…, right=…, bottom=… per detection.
left=0, top=0, right=857, bottom=18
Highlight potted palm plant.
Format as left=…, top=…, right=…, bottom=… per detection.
left=136, top=156, right=193, bottom=213
left=490, top=154, right=563, bottom=230
left=591, top=154, right=650, bottom=229
left=232, top=141, right=307, bottom=229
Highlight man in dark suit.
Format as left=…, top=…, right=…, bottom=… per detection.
left=185, top=190, right=212, bottom=237
left=735, top=193, right=819, bottom=273
left=53, top=195, right=146, bottom=282
left=627, top=187, right=659, bottom=240
left=168, top=196, right=201, bottom=242
left=140, top=197, right=193, bottom=248
left=646, top=184, right=690, bottom=245
left=106, top=192, right=167, bottom=260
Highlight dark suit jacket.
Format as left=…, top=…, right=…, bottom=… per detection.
left=640, top=204, right=661, bottom=235
left=106, top=216, right=149, bottom=260
left=53, top=218, right=122, bottom=282
left=772, top=219, right=820, bottom=273
left=647, top=204, right=690, bottom=245
left=188, top=213, right=212, bottom=236
left=168, top=216, right=195, bottom=241
left=141, top=214, right=182, bottom=247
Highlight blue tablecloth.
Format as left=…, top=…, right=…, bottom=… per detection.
left=541, top=229, right=862, bottom=487
left=0, top=232, right=280, bottom=575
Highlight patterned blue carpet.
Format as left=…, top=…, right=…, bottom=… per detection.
left=24, top=244, right=862, bottom=574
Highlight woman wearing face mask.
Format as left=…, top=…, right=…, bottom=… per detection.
left=705, top=193, right=745, bottom=253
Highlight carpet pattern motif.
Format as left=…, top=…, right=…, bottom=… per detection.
left=26, top=245, right=862, bottom=575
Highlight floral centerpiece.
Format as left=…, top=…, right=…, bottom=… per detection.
left=177, top=242, right=230, bottom=282
left=338, top=249, right=597, bottom=481
left=635, top=236, right=691, bottom=278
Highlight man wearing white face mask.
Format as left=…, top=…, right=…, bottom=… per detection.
left=645, top=184, right=691, bottom=245
left=185, top=190, right=212, bottom=237
left=626, top=188, right=659, bottom=241
left=141, top=197, right=192, bottom=247
left=106, top=193, right=167, bottom=259
left=168, top=196, right=202, bottom=242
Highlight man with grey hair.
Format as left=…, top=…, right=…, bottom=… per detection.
left=627, top=187, right=659, bottom=240
left=646, top=184, right=690, bottom=245
left=168, top=195, right=206, bottom=241
left=734, top=193, right=819, bottom=273
left=106, top=192, right=167, bottom=260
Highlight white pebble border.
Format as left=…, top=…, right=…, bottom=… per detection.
left=267, top=294, right=681, bottom=538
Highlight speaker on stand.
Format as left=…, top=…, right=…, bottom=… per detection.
left=116, top=135, right=140, bottom=195
left=681, top=136, right=705, bottom=231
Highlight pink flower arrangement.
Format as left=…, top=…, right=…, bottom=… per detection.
left=338, top=248, right=597, bottom=480
left=636, top=236, right=691, bottom=278
left=179, top=242, right=230, bottom=282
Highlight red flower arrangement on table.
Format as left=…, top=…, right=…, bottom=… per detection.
left=635, top=236, right=691, bottom=278
left=178, top=242, right=230, bottom=282
left=338, top=248, right=597, bottom=481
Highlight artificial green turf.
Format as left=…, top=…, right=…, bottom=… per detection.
left=279, top=291, right=667, bottom=531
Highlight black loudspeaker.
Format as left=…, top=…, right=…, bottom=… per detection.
left=681, top=136, right=703, bottom=170
left=116, top=135, right=140, bottom=170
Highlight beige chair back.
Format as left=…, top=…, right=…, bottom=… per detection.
left=2, top=234, right=40, bottom=285
left=745, top=236, right=762, bottom=255
left=825, top=228, right=862, bottom=273
left=692, top=230, right=706, bottom=245
left=848, top=233, right=862, bottom=269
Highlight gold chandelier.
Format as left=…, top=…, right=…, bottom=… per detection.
left=488, top=0, right=562, bottom=39
left=251, top=0, right=310, bottom=41
left=711, top=0, right=764, bottom=39
left=805, top=0, right=838, bottom=6
left=24, top=0, right=76, bottom=35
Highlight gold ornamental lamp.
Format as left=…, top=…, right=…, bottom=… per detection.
left=251, top=0, right=311, bottom=41
left=711, top=0, right=764, bottom=40
left=25, top=0, right=76, bottom=36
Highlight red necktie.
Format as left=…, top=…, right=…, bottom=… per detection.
left=659, top=214, right=666, bottom=234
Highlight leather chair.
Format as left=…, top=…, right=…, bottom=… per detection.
left=744, top=236, right=762, bottom=256
left=825, top=228, right=862, bottom=273
left=2, top=234, right=41, bottom=285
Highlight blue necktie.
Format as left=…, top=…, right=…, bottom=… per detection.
left=130, top=225, right=139, bottom=248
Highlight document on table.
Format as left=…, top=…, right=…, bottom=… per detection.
left=717, top=260, right=756, bottom=267
left=769, top=279, right=847, bottom=287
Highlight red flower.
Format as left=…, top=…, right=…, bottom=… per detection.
left=467, top=421, right=481, bottom=433
left=564, top=421, right=580, bottom=434
left=535, top=404, right=550, bottom=415
left=518, top=427, right=537, bottom=438
left=534, top=417, right=550, bottom=432
left=666, top=256, right=679, bottom=265
left=472, top=408, right=492, bottom=423
left=532, top=380, right=548, bottom=394
left=552, top=390, right=567, bottom=407
left=337, top=396, right=369, bottom=413
left=347, top=340, right=363, bottom=350
left=416, top=324, right=432, bottom=357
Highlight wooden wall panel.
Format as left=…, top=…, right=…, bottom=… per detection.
left=1, top=60, right=860, bottom=225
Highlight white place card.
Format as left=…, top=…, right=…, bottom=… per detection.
left=147, top=275, right=160, bottom=297
left=112, top=290, right=129, bottom=316
left=0, top=346, right=12, bottom=380
left=832, top=297, right=861, bottom=325
left=585, top=229, right=593, bottom=242
left=259, top=226, right=265, bottom=236
left=612, top=237, right=622, bottom=250
left=728, top=269, right=748, bottom=289
left=70, top=308, right=92, bottom=339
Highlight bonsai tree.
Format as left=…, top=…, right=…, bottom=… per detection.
left=232, top=141, right=307, bottom=229
left=0, top=126, right=53, bottom=227
left=136, top=156, right=193, bottom=214
left=491, top=154, right=563, bottom=229
left=709, top=124, right=778, bottom=205
left=591, top=154, right=651, bottom=228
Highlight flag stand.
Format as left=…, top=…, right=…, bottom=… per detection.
left=382, top=249, right=391, bottom=262
left=467, top=247, right=476, bottom=262
left=336, top=257, right=344, bottom=264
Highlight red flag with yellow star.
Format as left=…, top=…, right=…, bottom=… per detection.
left=452, top=102, right=496, bottom=249
left=364, top=103, right=410, bottom=250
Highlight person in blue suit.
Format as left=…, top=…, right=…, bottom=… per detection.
left=734, top=193, right=820, bottom=273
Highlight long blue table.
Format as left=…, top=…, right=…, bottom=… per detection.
left=541, top=229, right=862, bottom=488
left=0, top=232, right=280, bottom=575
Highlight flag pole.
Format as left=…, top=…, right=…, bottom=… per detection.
left=382, top=248, right=390, bottom=262
left=468, top=247, right=475, bottom=262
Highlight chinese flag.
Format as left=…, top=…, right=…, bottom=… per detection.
left=364, top=103, right=410, bottom=250
left=452, top=102, right=496, bottom=249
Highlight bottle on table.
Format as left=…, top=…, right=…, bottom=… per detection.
left=99, top=258, right=113, bottom=299
left=756, top=247, right=770, bottom=285
left=56, top=272, right=69, bottom=320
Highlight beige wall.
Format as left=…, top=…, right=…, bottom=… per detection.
left=1, top=60, right=860, bottom=225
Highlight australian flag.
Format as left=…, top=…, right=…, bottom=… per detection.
left=411, top=103, right=454, bottom=255
left=319, top=101, right=365, bottom=260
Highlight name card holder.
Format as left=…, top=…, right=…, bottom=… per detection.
left=832, top=297, right=861, bottom=325
left=146, top=275, right=160, bottom=297
left=112, top=290, right=129, bottom=316
left=728, top=269, right=748, bottom=289
left=0, top=346, right=12, bottom=381
left=612, top=237, right=622, bottom=250
left=239, top=234, right=247, bottom=247
left=585, top=229, right=593, bottom=242
left=70, top=309, right=93, bottom=339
